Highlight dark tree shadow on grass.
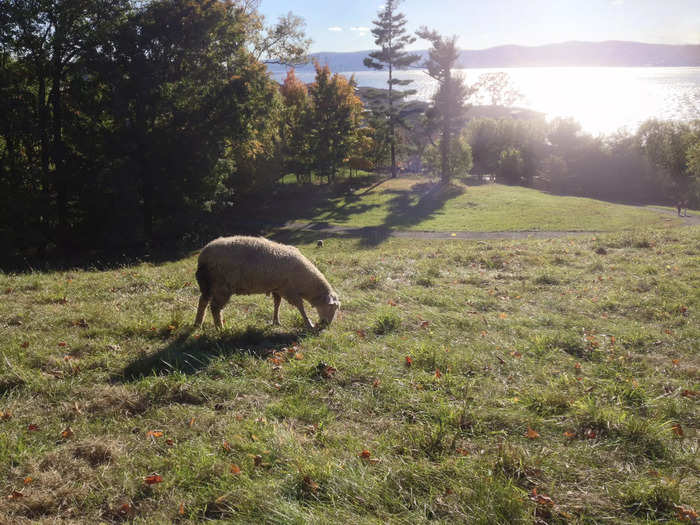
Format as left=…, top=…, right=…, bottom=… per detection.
left=115, top=326, right=300, bottom=381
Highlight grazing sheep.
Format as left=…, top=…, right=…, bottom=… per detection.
left=194, top=236, right=340, bottom=330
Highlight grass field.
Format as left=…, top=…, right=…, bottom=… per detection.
left=289, top=178, right=683, bottom=232
left=1, top=207, right=698, bottom=522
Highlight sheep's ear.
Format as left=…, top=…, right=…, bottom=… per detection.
left=327, top=292, right=340, bottom=305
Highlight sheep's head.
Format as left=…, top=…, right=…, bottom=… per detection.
left=314, top=291, right=341, bottom=327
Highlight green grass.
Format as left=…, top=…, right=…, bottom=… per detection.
left=1, top=226, right=699, bottom=523
left=296, top=178, right=683, bottom=232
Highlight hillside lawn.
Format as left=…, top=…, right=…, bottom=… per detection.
left=278, top=178, right=685, bottom=233
left=0, top=191, right=698, bottom=523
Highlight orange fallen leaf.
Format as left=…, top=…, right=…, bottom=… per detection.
left=58, top=342, right=67, bottom=347
left=61, top=426, right=74, bottom=439
left=585, top=429, right=597, bottom=439
left=303, top=475, right=319, bottom=493
left=405, top=356, right=413, bottom=366
left=498, top=313, right=507, bottom=319
left=144, top=473, right=163, bottom=485
left=529, top=488, right=555, bottom=507
left=681, top=389, right=698, bottom=398
left=294, top=352, right=304, bottom=360
left=188, top=417, right=195, bottom=427
left=574, top=362, right=582, bottom=370
left=166, top=438, right=174, bottom=446
left=525, top=427, right=540, bottom=439
left=435, top=369, right=442, bottom=379
left=563, top=431, right=576, bottom=439
left=178, top=502, right=185, bottom=516
left=510, top=351, right=522, bottom=358
left=322, top=365, right=337, bottom=378
left=230, top=463, right=241, bottom=475
left=420, top=320, right=430, bottom=329
left=20, top=341, right=29, bottom=348
left=23, top=477, right=32, bottom=485
left=455, top=448, right=469, bottom=456
left=671, top=424, right=684, bottom=437
left=372, top=378, right=381, bottom=388
left=359, top=449, right=371, bottom=459
left=387, top=299, right=397, bottom=306
left=27, top=424, right=39, bottom=431
left=222, top=440, right=231, bottom=451
left=8, top=490, right=23, bottom=500
left=118, top=503, right=132, bottom=515
left=356, top=329, right=366, bottom=339
left=146, top=430, right=163, bottom=438
left=0, top=411, right=11, bottom=421
left=674, top=504, right=698, bottom=522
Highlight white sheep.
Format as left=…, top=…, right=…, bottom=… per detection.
left=194, top=236, right=340, bottom=330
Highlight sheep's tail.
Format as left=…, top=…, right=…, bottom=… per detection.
left=195, top=261, right=212, bottom=298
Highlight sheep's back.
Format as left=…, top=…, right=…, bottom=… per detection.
left=198, top=236, right=320, bottom=295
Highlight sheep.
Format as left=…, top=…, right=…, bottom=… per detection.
left=194, top=236, right=340, bottom=330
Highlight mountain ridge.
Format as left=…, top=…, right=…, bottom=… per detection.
left=267, top=40, right=700, bottom=73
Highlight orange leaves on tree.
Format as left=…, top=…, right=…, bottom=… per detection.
left=144, top=473, right=163, bottom=485
left=525, top=427, right=540, bottom=439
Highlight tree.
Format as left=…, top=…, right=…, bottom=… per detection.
left=364, top=0, right=421, bottom=178
left=423, top=136, right=472, bottom=179
left=308, top=63, right=364, bottom=183
left=280, top=68, right=312, bottom=183
left=415, top=27, right=472, bottom=182
left=475, top=72, right=522, bottom=106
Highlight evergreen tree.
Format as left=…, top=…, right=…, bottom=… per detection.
left=364, top=0, right=420, bottom=178
left=416, top=27, right=472, bottom=182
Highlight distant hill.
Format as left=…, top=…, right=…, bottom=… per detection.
left=267, top=41, right=700, bottom=74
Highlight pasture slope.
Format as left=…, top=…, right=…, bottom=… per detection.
left=0, top=181, right=698, bottom=524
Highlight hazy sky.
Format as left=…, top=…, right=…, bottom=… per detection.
left=258, top=0, right=700, bottom=53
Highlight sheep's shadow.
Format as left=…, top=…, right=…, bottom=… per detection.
left=115, top=326, right=300, bottom=381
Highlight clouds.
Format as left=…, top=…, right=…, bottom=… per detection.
left=328, top=26, right=370, bottom=37
left=328, top=26, right=343, bottom=32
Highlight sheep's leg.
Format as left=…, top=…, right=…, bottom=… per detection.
left=272, top=293, right=282, bottom=325
left=194, top=294, right=210, bottom=327
left=288, top=295, right=314, bottom=330
left=210, top=292, right=230, bottom=330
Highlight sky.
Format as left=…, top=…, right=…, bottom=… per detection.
left=257, top=0, right=700, bottom=53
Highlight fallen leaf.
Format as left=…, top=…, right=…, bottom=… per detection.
left=674, top=504, right=698, bottom=522
left=356, top=329, right=366, bottom=339
left=672, top=359, right=680, bottom=366
left=61, top=426, right=74, bottom=439
left=405, top=356, right=413, bottom=366
left=420, top=320, right=430, bottom=329
left=118, top=503, right=132, bottom=515
left=144, top=473, right=163, bottom=485
left=222, top=440, right=231, bottom=451
left=58, top=342, right=67, bottom=347
left=178, top=503, right=185, bottom=516
left=359, top=449, right=371, bottom=459
left=671, top=424, right=684, bottom=437
left=455, top=448, right=469, bottom=456
left=230, top=463, right=241, bottom=475
left=510, top=351, right=522, bottom=358
left=166, top=438, right=174, bottom=446
left=294, top=352, right=304, bottom=360
left=681, top=389, right=698, bottom=398
left=8, top=490, right=23, bottom=500
left=20, top=341, right=29, bottom=348
left=322, top=365, right=337, bottom=378
left=372, top=378, right=381, bottom=388
left=27, top=423, right=39, bottom=431
left=434, top=369, right=442, bottom=379
left=585, top=429, right=597, bottom=439
left=23, top=477, right=32, bottom=485
left=529, top=488, right=555, bottom=507
left=498, top=313, right=507, bottom=319
left=302, top=475, right=319, bottom=493
left=253, top=455, right=263, bottom=466
left=525, top=427, right=540, bottom=439
left=574, top=362, right=582, bottom=370
left=188, top=417, right=195, bottom=427
left=387, top=299, right=397, bottom=306
left=563, top=431, right=576, bottom=439
left=146, top=430, right=163, bottom=438
left=0, top=411, right=11, bottom=421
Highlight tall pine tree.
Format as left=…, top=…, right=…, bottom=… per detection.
left=364, top=0, right=420, bottom=178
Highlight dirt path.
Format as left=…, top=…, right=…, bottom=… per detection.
left=276, top=207, right=698, bottom=241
